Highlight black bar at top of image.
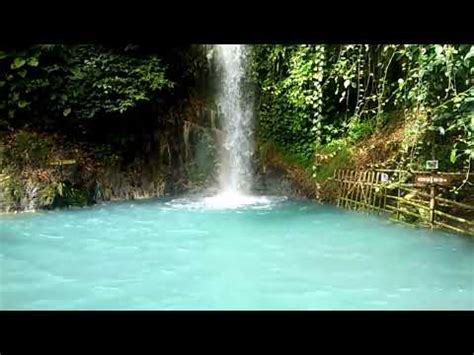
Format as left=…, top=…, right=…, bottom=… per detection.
left=1, top=30, right=473, bottom=45
left=0, top=7, right=473, bottom=45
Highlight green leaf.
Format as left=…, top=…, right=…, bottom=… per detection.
left=0, top=81, right=5, bottom=88
left=463, top=46, right=474, bottom=63
left=18, top=69, right=27, bottom=78
left=11, top=57, right=26, bottom=69
left=17, top=100, right=29, bottom=108
left=0, top=51, right=7, bottom=60
left=27, top=57, right=39, bottom=67
left=450, top=149, right=457, bottom=164
left=63, top=108, right=71, bottom=116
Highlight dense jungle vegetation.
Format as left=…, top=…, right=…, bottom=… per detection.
left=0, top=44, right=473, bottom=212
left=251, top=45, right=473, bottom=201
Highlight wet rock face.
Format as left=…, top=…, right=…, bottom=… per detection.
left=253, top=166, right=304, bottom=198
left=95, top=167, right=168, bottom=203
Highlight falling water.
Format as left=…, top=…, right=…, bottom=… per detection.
left=173, top=45, right=278, bottom=209
left=212, top=45, right=254, bottom=195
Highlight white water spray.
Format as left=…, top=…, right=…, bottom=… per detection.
left=212, top=45, right=254, bottom=195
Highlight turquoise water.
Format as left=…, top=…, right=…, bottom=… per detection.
left=1, top=196, right=473, bottom=310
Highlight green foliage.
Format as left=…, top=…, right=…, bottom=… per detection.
left=1, top=130, right=54, bottom=169
left=0, top=45, right=174, bottom=127
left=251, top=44, right=474, bottom=185
left=346, top=117, right=376, bottom=143
left=312, top=139, right=352, bottom=182
left=2, top=175, right=25, bottom=207
left=66, top=45, right=173, bottom=116
left=252, top=45, right=326, bottom=160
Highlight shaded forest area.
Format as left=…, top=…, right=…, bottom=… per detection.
left=0, top=45, right=211, bottom=211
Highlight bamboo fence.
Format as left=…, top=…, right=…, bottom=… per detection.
left=331, top=169, right=474, bottom=237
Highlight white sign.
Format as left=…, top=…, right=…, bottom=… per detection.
left=426, top=160, right=439, bottom=170
left=380, top=173, right=389, bottom=183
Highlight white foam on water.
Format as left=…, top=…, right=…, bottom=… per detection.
left=166, top=192, right=287, bottom=210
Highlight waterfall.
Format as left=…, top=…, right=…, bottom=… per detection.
left=168, top=45, right=284, bottom=209
left=211, top=45, right=254, bottom=195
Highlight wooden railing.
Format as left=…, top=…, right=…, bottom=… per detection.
left=331, top=169, right=474, bottom=237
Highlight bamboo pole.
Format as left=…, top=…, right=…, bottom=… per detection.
left=396, top=172, right=401, bottom=220
left=359, top=171, right=368, bottom=210
left=407, top=198, right=430, bottom=206
left=398, top=185, right=433, bottom=199
left=366, top=171, right=373, bottom=212
left=359, top=171, right=366, bottom=210
left=340, top=169, right=347, bottom=207
left=346, top=170, right=352, bottom=209
left=386, top=204, right=422, bottom=220
left=342, top=170, right=348, bottom=208
left=435, top=196, right=474, bottom=211
left=369, top=171, right=375, bottom=213
left=382, top=181, right=387, bottom=212
left=374, top=169, right=474, bottom=176
left=373, top=171, right=378, bottom=213
left=359, top=171, right=365, bottom=211
left=354, top=171, right=362, bottom=210
left=336, top=170, right=341, bottom=207
left=387, top=195, right=431, bottom=210
left=354, top=171, right=360, bottom=211
left=338, top=170, right=343, bottom=206
left=429, top=183, right=436, bottom=229
left=388, top=196, right=430, bottom=206
left=340, top=170, right=345, bottom=207
left=377, top=172, right=384, bottom=212
left=347, top=170, right=353, bottom=209
left=346, top=170, right=355, bottom=209
left=366, top=171, right=371, bottom=212
left=353, top=171, right=360, bottom=211
left=339, top=170, right=344, bottom=207
left=344, top=170, right=350, bottom=208
left=339, top=197, right=390, bottom=213
left=433, top=220, right=474, bottom=236
left=434, top=209, right=474, bottom=226
left=373, top=172, right=381, bottom=214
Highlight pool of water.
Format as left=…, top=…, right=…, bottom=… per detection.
left=1, top=196, right=473, bottom=309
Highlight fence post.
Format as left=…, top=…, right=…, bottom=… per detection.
left=429, top=181, right=436, bottom=229
left=396, top=171, right=401, bottom=220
